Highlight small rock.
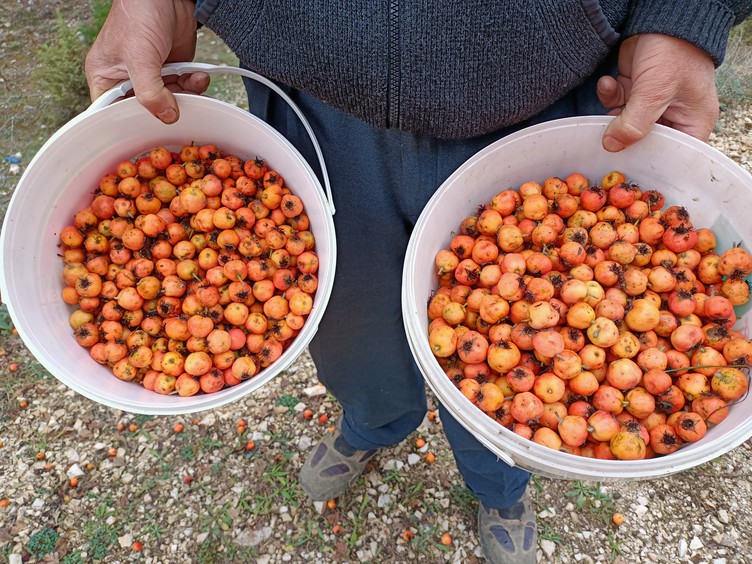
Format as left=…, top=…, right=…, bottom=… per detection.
left=298, top=436, right=312, bottom=450
left=8, top=554, right=22, bottom=564
left=303, top=384, right=327, bottom=397
left=712, top=559, right=727, bottom=564
left=377, top=494, right=391, bottom=508
left=65, top=448, right=80, bottom=463
left=234, top=526, right=272, bottom=547
left=634, top=505, right=648, bottom=517
left=196, top=532, right=209, bottom=544
left=717, top=509, right=729, bottom=524
left=313, top=501, right=325, bottom=514
left=382, top=459, right=404, bottom=472
left=713, top=533, right=736, bottom=548
left=293, top=402, right=306, bottom=413
left=31, top=499, right=44, bottom=509
left=540, top=539, right=556, bottom=558
left=689, top=536, right=704, bottom=550
left=256, top=556, right=271, bottom=564
left=66, top=464, right=84, bottom=478
left=121, top=473, right=134, bottom=484
left=200, top=413, right=216, bottom=426
left=678, top=538, right=688, bottom=558
left=118, top=534, right=133, bottom=548
left=407, top=453, right=421, bottom=465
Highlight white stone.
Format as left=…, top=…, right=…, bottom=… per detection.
left=634, top=505, right=648, bottom=517
left=689, top=536, right=704, bottom=550
left=234, top=526, right=273, bottom=547
left=382, top=459, right=404, bottom=472
left=678, top=539, right=688, bottom=558
left=718, top=509, right=729, bottom=524
left=256, top=556, right=271, bottom=564
left=65, top=448, right=80, bottom=462
left=121, top=473, right=134, bottom=484
left=712, top=559, right=727, bottom=564
left=407, top=453, right=421, bottom=465
left=66, top=464, right=84, bottom=478
left=31, top=498, right=44, bottom=509
left=377, top=494, right=391, bottom=508
left=196, top=532, right=209, bottom=544
left=313, top=501, right=325, bottom=514
left=540, top=539, right=556, bottom=558
left=118, top=534, right=133, bottom=548
left=279, top=505, right=288, bottom=513
left=8, top=554, right=22, bottom=564
left=293, top=402, right=306, bottom=412
left=637, top=496, right=650, bottom=506
left=303, top=384, right=327, bottom=397
left=199, top=413, right=216, bottom=426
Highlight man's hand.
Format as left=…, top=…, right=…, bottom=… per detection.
left=85, top=0, right=209, bottom=123
left=597, top=34, right=719, bottom=152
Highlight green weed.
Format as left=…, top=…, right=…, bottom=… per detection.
left=25, top=527, right=59, bottom=559
left=275, top=393, right=300, bottom=410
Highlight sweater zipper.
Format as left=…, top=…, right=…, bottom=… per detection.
left=387, top=0, right=400, bottom=128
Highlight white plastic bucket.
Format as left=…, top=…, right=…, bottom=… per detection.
left=402, top=116, right=752, bottom=481
left=0, top=64, right=336, bottom=415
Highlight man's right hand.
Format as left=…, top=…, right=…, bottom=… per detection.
left=85, top=0, right=209, bottom=123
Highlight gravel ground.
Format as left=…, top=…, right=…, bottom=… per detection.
left=1, top=5, right=752, bottom=563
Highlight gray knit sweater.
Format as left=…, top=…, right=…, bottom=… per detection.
left=195, top=1, right=752, bottom=139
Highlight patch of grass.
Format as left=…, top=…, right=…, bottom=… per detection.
left=61, top=552, right=85, bottom=564
left=448, top=484, right=478, bottom=521
left=35, top=14, right=91, bottom=123
left=0, top=304, right=13, bottom=333
left=82, top=520, right=119, bottom=561
left=563, top=481, right=615, bottom=525
left=25, top=527, right=59, bottom=560
left=607, top=530, right=624, bottom=561
left=538, top=522, right=563, bottom=543
left=411, top=523, right=452, bottom=557
left=275, top=393, right=300, bottom=410
left=717, top=20, right=752, bottom=106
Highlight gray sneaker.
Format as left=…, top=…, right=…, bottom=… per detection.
left=299, top=423, right=378, bottom=501
left=478, top=491, right=537, bottom=563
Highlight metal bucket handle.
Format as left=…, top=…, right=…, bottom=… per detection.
left=89, top=62, right=336, bottom=215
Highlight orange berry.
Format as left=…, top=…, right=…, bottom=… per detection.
left=117, top=423, right=125, bottom=432
left=173, top=423, right=184, bottom=433
left=326, top=499, right=337, bottom=510
left=8, top=363, right=18, bottom=372
left=236, top=425, right=246, bottom=435
left=69, top=477, right=79, bottom=488
left=440, top=533, right=452, bottom=546
left=85, top=463, right=95, bottom=471
left=402, top=530, right=415, bottom=542
left=132, top=541, right=144, bottom=552
left=425, top=452, right=436, bottom=464
left=44, top=463, right=52, bottom=472
left=326, top=426, right=335, bottom=433
left=183, top=475, right=193, bottom=485
left=0, top=440, right=4, bottom=448
left=332, top=525, right=344, bottom=535
left=427, top=410, right=437, bottom=422
left=193, top=418, right=200, bottom=426
left=303, top=409, right=315, bottom=420
left=237, top=418, right=247, bottom=427
left=36, top=452, right=45, bottom=461
left=19, top=400, right=28, bottom=409
left=612, top=513, right=625, bottom=526
left=318, top=414, right=329, bottom=424
left=107, top=447, right=117, bottom=458
left=245, top=440, right=255, bottom=451
left=415, top=438, right=426, bottom=449
left=0, top=499, right=9, bottom=508
left=128, top=423, right=138, bottom=433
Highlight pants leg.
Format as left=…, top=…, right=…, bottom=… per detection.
left=241, top=52, right=614, bottom=506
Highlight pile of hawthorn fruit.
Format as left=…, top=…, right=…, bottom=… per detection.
left=428, top=171, right=750, bottom=460
left=58, top=143, right=319, bottom=397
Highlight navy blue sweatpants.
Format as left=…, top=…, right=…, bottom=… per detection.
left=243, top=62, right=612, bottom=509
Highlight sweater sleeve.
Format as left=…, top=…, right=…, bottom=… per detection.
left=623, top=0, right=752, bottom=66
